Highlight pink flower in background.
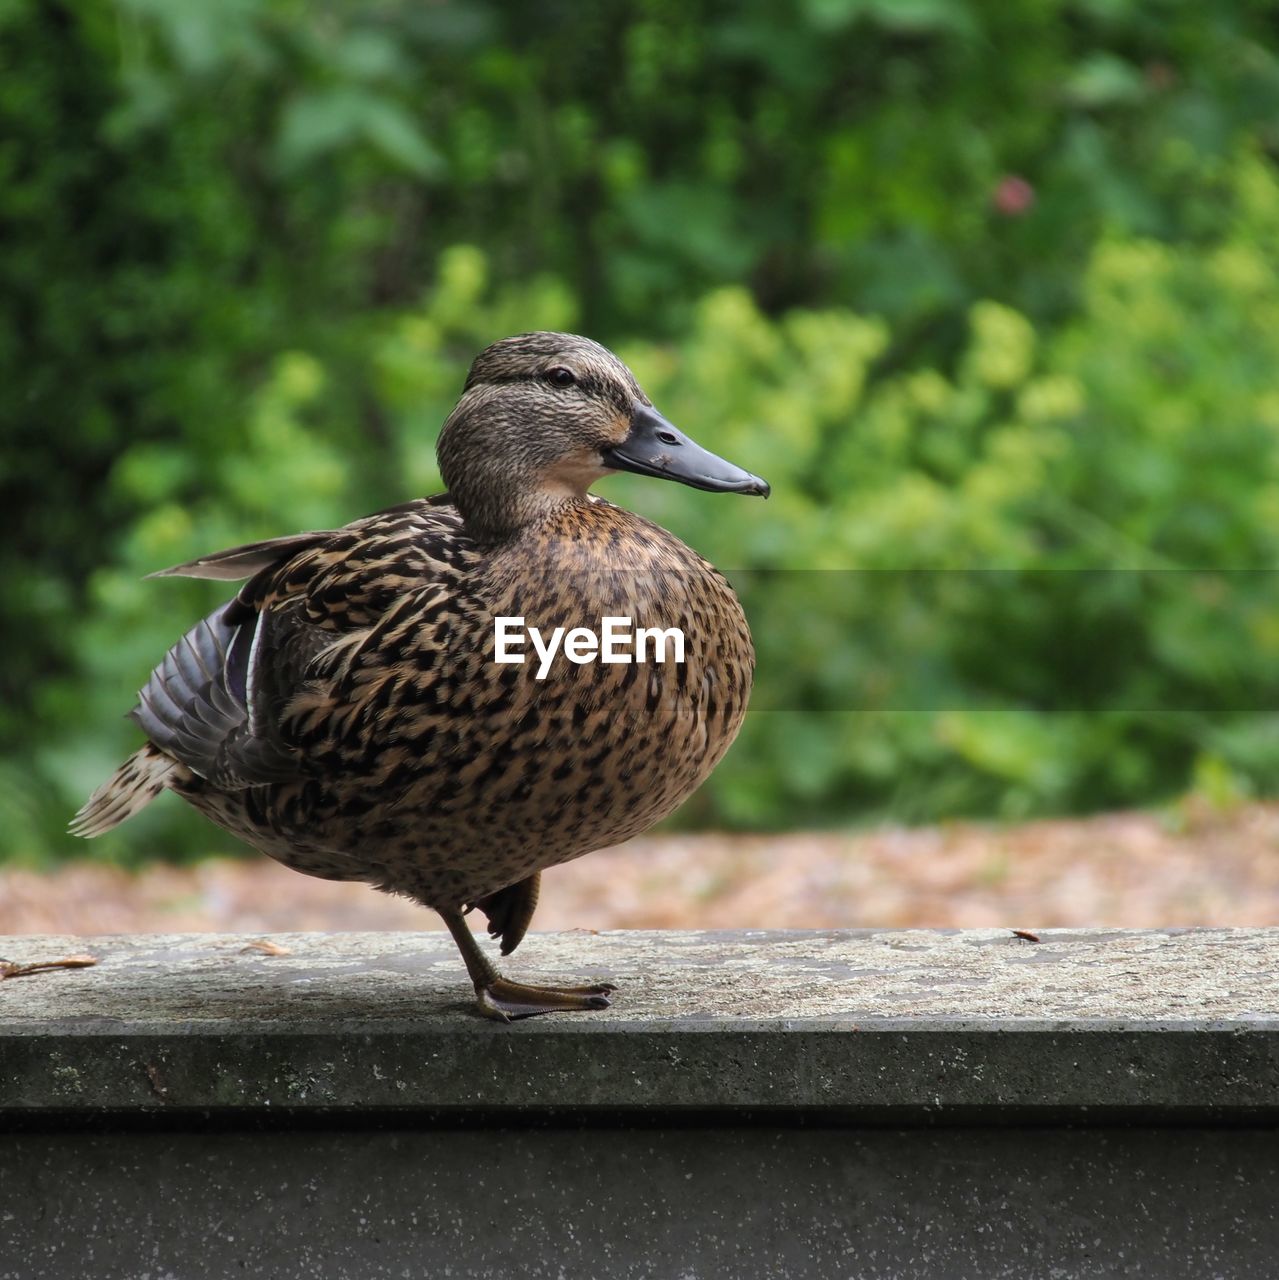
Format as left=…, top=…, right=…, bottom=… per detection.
left=993, top=175, right=1035, bottom=216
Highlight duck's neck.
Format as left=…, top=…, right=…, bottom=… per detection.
left=437, top=397, right=599, bottom=541
left=452, top=479, right=591, bottom=543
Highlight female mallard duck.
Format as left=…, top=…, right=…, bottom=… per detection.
left=73, top=333, right=768, bottom=1020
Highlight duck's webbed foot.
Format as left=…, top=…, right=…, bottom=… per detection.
left=476, top=976, right=616, bottom=1022
left=440, top=906, right=615, bottom=1023
left=466, top=871, right=541, bottom=956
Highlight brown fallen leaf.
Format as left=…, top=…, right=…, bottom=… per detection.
left=0, top=954, right=99, bottom=980
left=240, top=939, right=291, bottom=956
left=1011, top=929, right=1041, bottom=943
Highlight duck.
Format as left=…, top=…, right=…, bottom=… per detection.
left=72, top=332, right=769, bottom=1020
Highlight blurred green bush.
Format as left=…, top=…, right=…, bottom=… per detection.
left=8, top=1, right=1279, bottom=859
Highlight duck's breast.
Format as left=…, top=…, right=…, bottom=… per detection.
left=449, top=501, right=755, bottom=858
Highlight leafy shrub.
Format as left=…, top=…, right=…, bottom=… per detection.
left=19, top=148, right=1279, bottom=859
left=10, top=2, right=1279, bottom=859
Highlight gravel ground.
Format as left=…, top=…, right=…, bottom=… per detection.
left=4, top=801, right=1279, bottom=937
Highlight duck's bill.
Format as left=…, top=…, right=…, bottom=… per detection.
left=602, top=404, right=770, bottom=497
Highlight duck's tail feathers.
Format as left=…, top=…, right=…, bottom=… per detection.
left=69, top=743, right=178, bottom=838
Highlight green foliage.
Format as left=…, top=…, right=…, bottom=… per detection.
left=616, top=163, right=1279, bottom=826
left=8, top=0, right=1279, bottom=859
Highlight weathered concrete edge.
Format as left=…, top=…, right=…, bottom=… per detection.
left=5, top=1025, right=1278, bottom=1118
left=5, top=1015, right=1279, bottom=1035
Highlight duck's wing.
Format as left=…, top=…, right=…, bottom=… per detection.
left=146, top=495, right=454, bottom=583
left=133, top=499, right=473, bottom=790
left=130, top=599, right=309, bottom=788
left=146, top=531, right=340, bottom=583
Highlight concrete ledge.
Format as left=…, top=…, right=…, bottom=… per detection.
left=3, top=928, right=1277, bottom=1119
left=5, top=929, right=1279, bottom=1278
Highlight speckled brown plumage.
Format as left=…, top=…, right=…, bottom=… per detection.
left=73, top=333, right=768, bottom=1019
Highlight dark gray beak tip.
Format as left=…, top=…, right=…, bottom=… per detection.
left=607, top=403, right=771, bottom=500
left=731, top=474, right=770, bottom=498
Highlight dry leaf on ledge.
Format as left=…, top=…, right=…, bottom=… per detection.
left=239, top=939, right=292, bottom=956
left=0, top=954, right=99, bottom=980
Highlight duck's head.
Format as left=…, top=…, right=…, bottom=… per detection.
left=437, top=332, right=769, bottom=537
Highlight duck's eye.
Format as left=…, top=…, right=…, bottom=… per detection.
left=546, top=367, right=576, bottom=389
